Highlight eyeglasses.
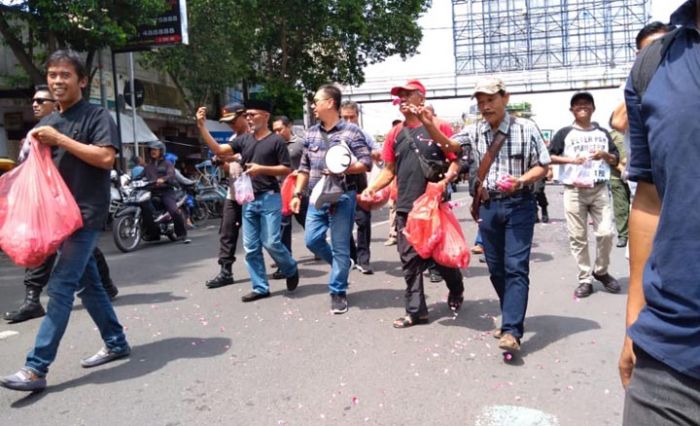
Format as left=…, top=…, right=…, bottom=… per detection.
left=32, top=98, right=56, bottom=105
left=313, top=97, right=330, bottom=106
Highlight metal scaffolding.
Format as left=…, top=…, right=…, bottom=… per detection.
left=452, top=0, right=650, bottom=75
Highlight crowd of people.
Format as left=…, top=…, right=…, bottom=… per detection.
left=1, top=2, right=699, bottom=424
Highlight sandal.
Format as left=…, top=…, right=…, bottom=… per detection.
left=393, top=315, right=429, bottom=329
left=448, top=292, right=464, bottom=312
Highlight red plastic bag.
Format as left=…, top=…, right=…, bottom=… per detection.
left=357, top=185, right=390, bottom=211
left=389, top=179, right=398, bottom=201
left=0, top=134, right=83, bottom=267
left=433, top=203, right=470, bottom=268
left=281, top=173, right=297, bottom=216
left=403, top=182, right=444, bottom=259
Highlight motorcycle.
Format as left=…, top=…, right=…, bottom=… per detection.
left=112, top=179, right=188, bottom=252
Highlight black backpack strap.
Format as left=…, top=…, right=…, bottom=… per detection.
left=631, top=28, right=681, bottom=99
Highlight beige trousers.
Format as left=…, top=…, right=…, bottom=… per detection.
left=563, top=183, right=615, bottom=283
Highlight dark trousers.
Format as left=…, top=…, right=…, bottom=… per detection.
left=610, top=178, right=630, bottom=239
left=218, top=198, right=242, bottom=268
left=535, top=186, right=548, bottom=210
left=25, top=247, right=112, bottom=291
left=142, top=190, right=187, bottom=238
left=281, top=196, right=308, bottom=254
left=349, top=206, right=372, bottom=266
left=478, top=193, right=536, bottom=338
left=623, top=344, right=700, bottom=426
left=396, top=213, right=464, bottom=318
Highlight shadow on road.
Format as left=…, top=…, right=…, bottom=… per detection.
left=436, top=298, right=501, bottom=331
left=521, top=314, right=600, bottom=357
left=73, top=292, right=187, bottom=312
left=8, top=336, right=232, bottom=408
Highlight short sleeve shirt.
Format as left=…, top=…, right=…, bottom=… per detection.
left=549, top=124, right=619, bottom=185
left=230, top=132, right=290, bottom=194
left=453, top=113, right=550, bottom=192
left=383, top=122, right=457, bottom=213
left=39, top=99, right=119, bottom=230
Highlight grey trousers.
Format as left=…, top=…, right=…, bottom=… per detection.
left=623, top=345, right=700, bottom=426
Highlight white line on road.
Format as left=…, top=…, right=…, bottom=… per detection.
left=0, top=330, right=20, bottom=340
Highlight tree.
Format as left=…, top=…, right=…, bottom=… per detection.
left=148, top=0, right=430, bottom=119
left=0, top=0, right=166, bottom=86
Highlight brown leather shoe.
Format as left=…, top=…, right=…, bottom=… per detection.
left=498, top=333, right=521, bottom=352
left=593, top=273, right=621, bottom=293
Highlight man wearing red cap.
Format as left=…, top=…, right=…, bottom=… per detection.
left=362, top=79, right=464, bottom=328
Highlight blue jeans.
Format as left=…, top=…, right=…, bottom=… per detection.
left=304, top=191, right=356, bottom=295
left=242, top=192, right=297, bottom=294
left=478, top=193, right=536, bottom=339
left=25, top=228, right=128, bottom=376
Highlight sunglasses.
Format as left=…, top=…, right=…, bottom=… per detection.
left=33, top=98, right=56, bottom=105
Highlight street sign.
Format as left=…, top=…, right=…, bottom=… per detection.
left=115, top=0, right=189, bottom=52
left=123, top=79, right=145, bottom=108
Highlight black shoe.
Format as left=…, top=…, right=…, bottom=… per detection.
left=448, top=292, right=464, bottom=312
left=356, top=264, right=374, bottom=275
left=206, top=271, right=234, bottom=289
left=271, top=269, right=285, bottom=280
left=176, top=235, right=191, bottom=244
left=80, top=345, right=131, bottom=368
left=535, top=215, right=540, bottom=223
left=574, top=282, right=593, bottom=298
left=241, top=291, right=270, bottom=302
left=330, top=293, right=348, bottom=314
left=541, top=213, right=549, bottom=223
left=286, top=271, right=299, bottom=292
left=593, top=272, right=621, bottom=293
left=0, top=368, right=46, bottom=392
left=429, top=270, right=442, bottom=283
left=616, top=237, right=628, bottom=248
left=3, top=302, right=45, bottom=323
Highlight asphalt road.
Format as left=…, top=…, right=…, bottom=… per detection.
left=0, top=185, right=631, bottom=425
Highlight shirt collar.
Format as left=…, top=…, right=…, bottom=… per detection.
left=670, top=0, right=696, bottom=27
left=479, top=112, right=512, bottom=136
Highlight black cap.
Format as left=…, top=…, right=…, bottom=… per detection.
left=244, top=99, right=273, bottom=114
left=570, top=92, right=595, bottom=107
left=219, top=102, right=245, bottom=122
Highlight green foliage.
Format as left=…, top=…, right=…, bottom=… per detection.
left=0, top=0, right=167, bottom=84
left=148, top=0, right=430, bottom=114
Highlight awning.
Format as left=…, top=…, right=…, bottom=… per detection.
left=109, top=111, right=159, bottom=144
left=205, top=119, right=233, bottom=144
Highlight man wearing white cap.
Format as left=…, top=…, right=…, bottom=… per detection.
left=422, top=77, right=550, bottom=352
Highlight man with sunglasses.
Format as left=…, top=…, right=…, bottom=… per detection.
left=290, top=84, right=372, bottom=314
left=199, top=100, right=299, bottom=302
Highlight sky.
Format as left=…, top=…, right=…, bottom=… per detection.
left=356, top=0, right=687, bottom=136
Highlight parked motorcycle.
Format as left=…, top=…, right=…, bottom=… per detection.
left=112, top=179, right=187, bottom=252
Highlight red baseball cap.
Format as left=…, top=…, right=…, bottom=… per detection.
left=390, top=79, right=426, bottom=96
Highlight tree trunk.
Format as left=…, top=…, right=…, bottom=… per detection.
left=0, top=10, right=45, bottom=85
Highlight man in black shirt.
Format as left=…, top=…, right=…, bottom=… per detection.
left=200, top=100, right=299, bottom=302
left=1, top=50, right=129, bottom=392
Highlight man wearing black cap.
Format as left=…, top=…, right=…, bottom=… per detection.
left=549, top=92, right=620, bottom=299
left=196, top=103, right=249, bottom=288
left=199, top=100, right=299, bottom=301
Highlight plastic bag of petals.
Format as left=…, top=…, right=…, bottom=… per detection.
left=280, top=173, right=297, bottom=216
left=357, top=185, right=391, bottom=211
left=403, top=182, right=444, bottom=259
left=234, top=173, right=255, bottom=205
left=433, top=203, right=470, bottom=268
left=0, top=134, right=83, bottom=267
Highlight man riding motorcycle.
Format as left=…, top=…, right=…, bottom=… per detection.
left=142, top=141, right=190, bottom=243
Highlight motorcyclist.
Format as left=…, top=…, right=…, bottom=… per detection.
left=142, top=141, right=190, bottom=243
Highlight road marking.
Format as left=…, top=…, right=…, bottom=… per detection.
left=475, top=405, right=559, bottom=426
left=0, top=330, right=20, bottom=340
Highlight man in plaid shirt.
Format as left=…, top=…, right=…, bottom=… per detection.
left=423, top=77, right=550, bottom=353
left=290, top=84, right=372, bottom=314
